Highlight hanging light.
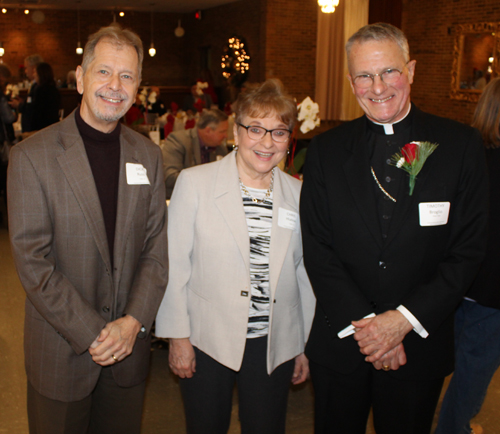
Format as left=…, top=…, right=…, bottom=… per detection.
left=149, top=11, right=156, bottom=57
left=76, top=4, right=83, bottom=55
left=174, top=19, right=185, bottom=38
left=318, top=0, right=339, bottom=13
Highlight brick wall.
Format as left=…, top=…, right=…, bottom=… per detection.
left=402, top=0, right=500, bottom=125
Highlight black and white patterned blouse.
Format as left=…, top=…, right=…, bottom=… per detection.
left=240, top=185, right=273, bottom=338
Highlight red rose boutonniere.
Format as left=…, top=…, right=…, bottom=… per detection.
left=390, top=141, right=438, bottom=196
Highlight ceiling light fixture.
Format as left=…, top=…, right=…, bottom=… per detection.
left=318, top=0, right=339, bottom=13
left=76, top=3, right=83, bottom=55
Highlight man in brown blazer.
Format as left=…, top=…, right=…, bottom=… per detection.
left=7, top=24, right=168, bottom=434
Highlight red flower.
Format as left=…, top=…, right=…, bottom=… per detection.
left=193, top=98, right=205, bottom=113
left=402, top=142, right=419, bottom=164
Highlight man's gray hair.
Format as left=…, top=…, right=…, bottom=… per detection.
left=81, top=23, right=143, bottom=78
left=346, top=23, right=410, bottom=63
left=197, top=108, right=229, bottom=130
left=25, top=54, right=44, bottom=68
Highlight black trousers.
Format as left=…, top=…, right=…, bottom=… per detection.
left=310, top=360, right=444, bottom=434
left=27, top=366, right=146, bottom=434
left=180, top=336, right=295, bottom=434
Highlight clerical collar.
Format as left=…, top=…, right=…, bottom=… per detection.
left=75, top=106, right=121, bottom=145
left=367, top=104, right=412, bottom=135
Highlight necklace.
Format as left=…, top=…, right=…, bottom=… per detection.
left=371, top=167, right=397, bottom=203
left=239, top=168, right=275, bottom=204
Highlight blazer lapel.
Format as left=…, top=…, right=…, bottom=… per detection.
left=269, top=170, right=295, bottom=300
left=113, top=129, right=141, bottom=282
left=214, top=152, right=250, bottom=272
left=343, top=122, right=384, bottom=249
left=56, top=113, right=111, bottom=271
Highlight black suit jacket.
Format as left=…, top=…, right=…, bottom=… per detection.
left=300, top=106, right=488, bottom=380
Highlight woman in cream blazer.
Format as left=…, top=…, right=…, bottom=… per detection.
left=155, top=79, right=315, bottom=434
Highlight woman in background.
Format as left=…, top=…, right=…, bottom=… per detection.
left=156, top=78, right=315, bottom=434
left=436, top=77, right=500, bottom=434
left=31, top=62, right=61, bottom=131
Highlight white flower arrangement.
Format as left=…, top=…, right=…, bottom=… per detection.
left=5, top=84, right=19, bottom=99
left=139, top=87, right=157, bottom=110
left=195, top=81, right=209, bottom=96
left=297, top=96, right=320, bottom=134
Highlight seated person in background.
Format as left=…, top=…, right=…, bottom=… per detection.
left=31, top=62, right=61, bottom=131
left=161, top=108, right=228, bottom=199
left=62, top=70, right=77, bottom=89
left=182, top=81, right=213, bottom=113
left=148, top=86, right=166, bottom=117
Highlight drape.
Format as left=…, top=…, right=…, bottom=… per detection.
left=315, top=0, right=369, bottom=121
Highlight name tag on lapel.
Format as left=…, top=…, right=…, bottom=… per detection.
left=419, top=202, right=450, bottom=226
left=126, top=163, right=150, bottom=185
left=278, top=207, right=299, bottom=232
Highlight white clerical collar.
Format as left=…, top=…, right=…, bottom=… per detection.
left=371, top=104, right=412, bottom=135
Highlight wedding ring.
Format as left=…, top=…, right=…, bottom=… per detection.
left=112, top=354, right=118, bottom=361
left=383, top=365, right=390, bottom=371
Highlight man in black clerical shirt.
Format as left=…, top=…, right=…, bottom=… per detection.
left=8, top=24, right=168, bottom=434
left=300, top=23, right=488, bottom=434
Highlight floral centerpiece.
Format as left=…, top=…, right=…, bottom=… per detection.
left=5, top=84, right=20, bottom=99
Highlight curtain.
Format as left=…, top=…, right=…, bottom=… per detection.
left=315, top=0, right=369, bottom=121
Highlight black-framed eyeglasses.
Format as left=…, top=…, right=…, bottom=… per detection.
left=237, top=123, right=292, bottom=143
left=352, top=66, right=406, bottom=89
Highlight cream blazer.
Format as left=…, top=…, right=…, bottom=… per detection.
left=155, top=151, right=315, bottom=374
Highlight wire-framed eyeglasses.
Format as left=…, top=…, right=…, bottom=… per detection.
left=237, top=123, right=292, bottom=143
left=352, top=67, right=405, bottom=89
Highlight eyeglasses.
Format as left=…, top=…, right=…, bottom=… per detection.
left=352, top=67, right=404, bottom=89
left=237, top=123, right=292, bottom=143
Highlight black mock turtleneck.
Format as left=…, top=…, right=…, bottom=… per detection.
left=75, top=107, right=121, bottom=267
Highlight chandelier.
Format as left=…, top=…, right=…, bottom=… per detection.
left=318, top=0, right=339, bottom=13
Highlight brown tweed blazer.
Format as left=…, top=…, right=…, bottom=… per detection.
left=8, top=110, right=168, bottom=402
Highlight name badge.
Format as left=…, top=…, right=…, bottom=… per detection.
left=419, top=202, right=450, bottom=226
left=278, top=207, right=299, bottom=232
left=27, top=96, right=32, bottom=103
left=126, top=163, right=150, bottom=185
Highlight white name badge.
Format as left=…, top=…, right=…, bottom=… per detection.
left=419, top=202, right=450, bottom=226
left=126, top=163, right=150, bottom=185
left=278, top=207, right=299, bottom=232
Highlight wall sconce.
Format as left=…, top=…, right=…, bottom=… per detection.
left=149, top=11, right=156, bottom=57
left=119, top=11, right=125, bottom=17
left=0, top=43, right=4, bottom=57
left=24, top=9, right=29, bottom=14
left=2, top=8, right=7, bottom=13
left=318, top=0, right=339, bottom=13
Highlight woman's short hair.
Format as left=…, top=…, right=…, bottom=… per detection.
left=472, top=77, right=500, bottom=149
left=233, top=78, right=297, bottom=130
left=346, top=23, right=410, bottom=63
left=36, top=62, right=55, bottom=87
left=82, top=23, right=143, bottom=79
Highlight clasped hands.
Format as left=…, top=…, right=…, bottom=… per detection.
left=352, top=310, right=413, bottom=371
left=88, top=314, right=141, bottom=366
